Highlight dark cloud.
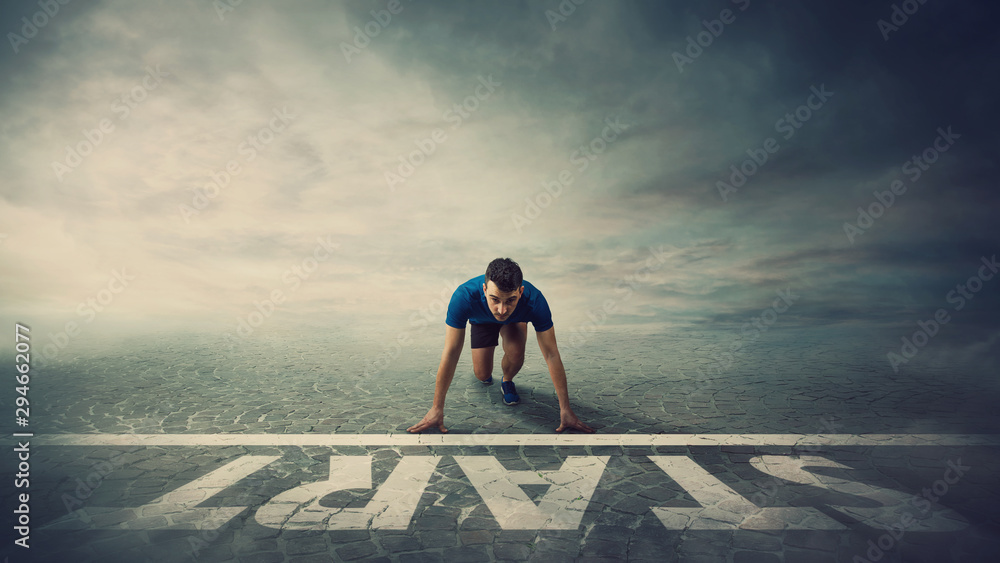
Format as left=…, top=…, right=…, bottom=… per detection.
left=1, top=0, right=997, bottom=370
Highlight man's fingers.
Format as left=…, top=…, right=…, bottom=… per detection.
left=407, top=418, right=448, bottom=434
left=556, top=420, right=594, bottom=433
left=408, top=419, right=432, bottom=433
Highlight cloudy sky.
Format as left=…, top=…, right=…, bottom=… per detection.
left=1, top=0, right=998, bottom=367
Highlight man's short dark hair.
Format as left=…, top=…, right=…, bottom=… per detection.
left=485, top=258, right=523, bottom=293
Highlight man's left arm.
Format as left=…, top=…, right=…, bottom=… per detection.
left=536, top=327, right=594, bottom=433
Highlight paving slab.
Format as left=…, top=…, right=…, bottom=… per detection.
left=1, top=325, right=999, bottom=562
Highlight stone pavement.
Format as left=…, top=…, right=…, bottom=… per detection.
left=2, top=323, right=999, bottom=562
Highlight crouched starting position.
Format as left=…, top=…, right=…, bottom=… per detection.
left=407, top=257, right=593, bottom=433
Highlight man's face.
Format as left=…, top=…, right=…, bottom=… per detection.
left=483, top=280, right=523, bottom=321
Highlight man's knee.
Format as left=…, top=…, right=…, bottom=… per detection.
left=473, top=351, right=494, bottom=378
left=473, top=363, right=492, bottom=379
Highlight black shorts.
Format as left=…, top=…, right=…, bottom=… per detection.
left=470, top=322, right=503, bottom=349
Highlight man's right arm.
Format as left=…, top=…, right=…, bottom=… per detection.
left=407, top=324, right=465, bottom=433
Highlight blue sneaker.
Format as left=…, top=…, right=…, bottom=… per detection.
left=501, top=380, right=519, bottom=405
left=481, top=375, right=493, bottom=385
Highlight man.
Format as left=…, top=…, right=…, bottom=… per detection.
left=407, top=257, right=594, bottom=433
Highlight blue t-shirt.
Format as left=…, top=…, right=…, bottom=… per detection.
left=445, top=275, right=553, bottom=332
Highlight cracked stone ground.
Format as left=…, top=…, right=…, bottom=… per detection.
left=1, top=322, right=999, bottom=562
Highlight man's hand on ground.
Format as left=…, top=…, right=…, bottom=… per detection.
left=556, top=408, right=594, bottom=433
left=407, top=407, right=448, bottom=433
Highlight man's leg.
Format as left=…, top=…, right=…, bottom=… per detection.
left=499, top=322, right=528, bottom=383
left=472, top=346, right=496, bottom=383
left=470, top=323, right=502, bottom=384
